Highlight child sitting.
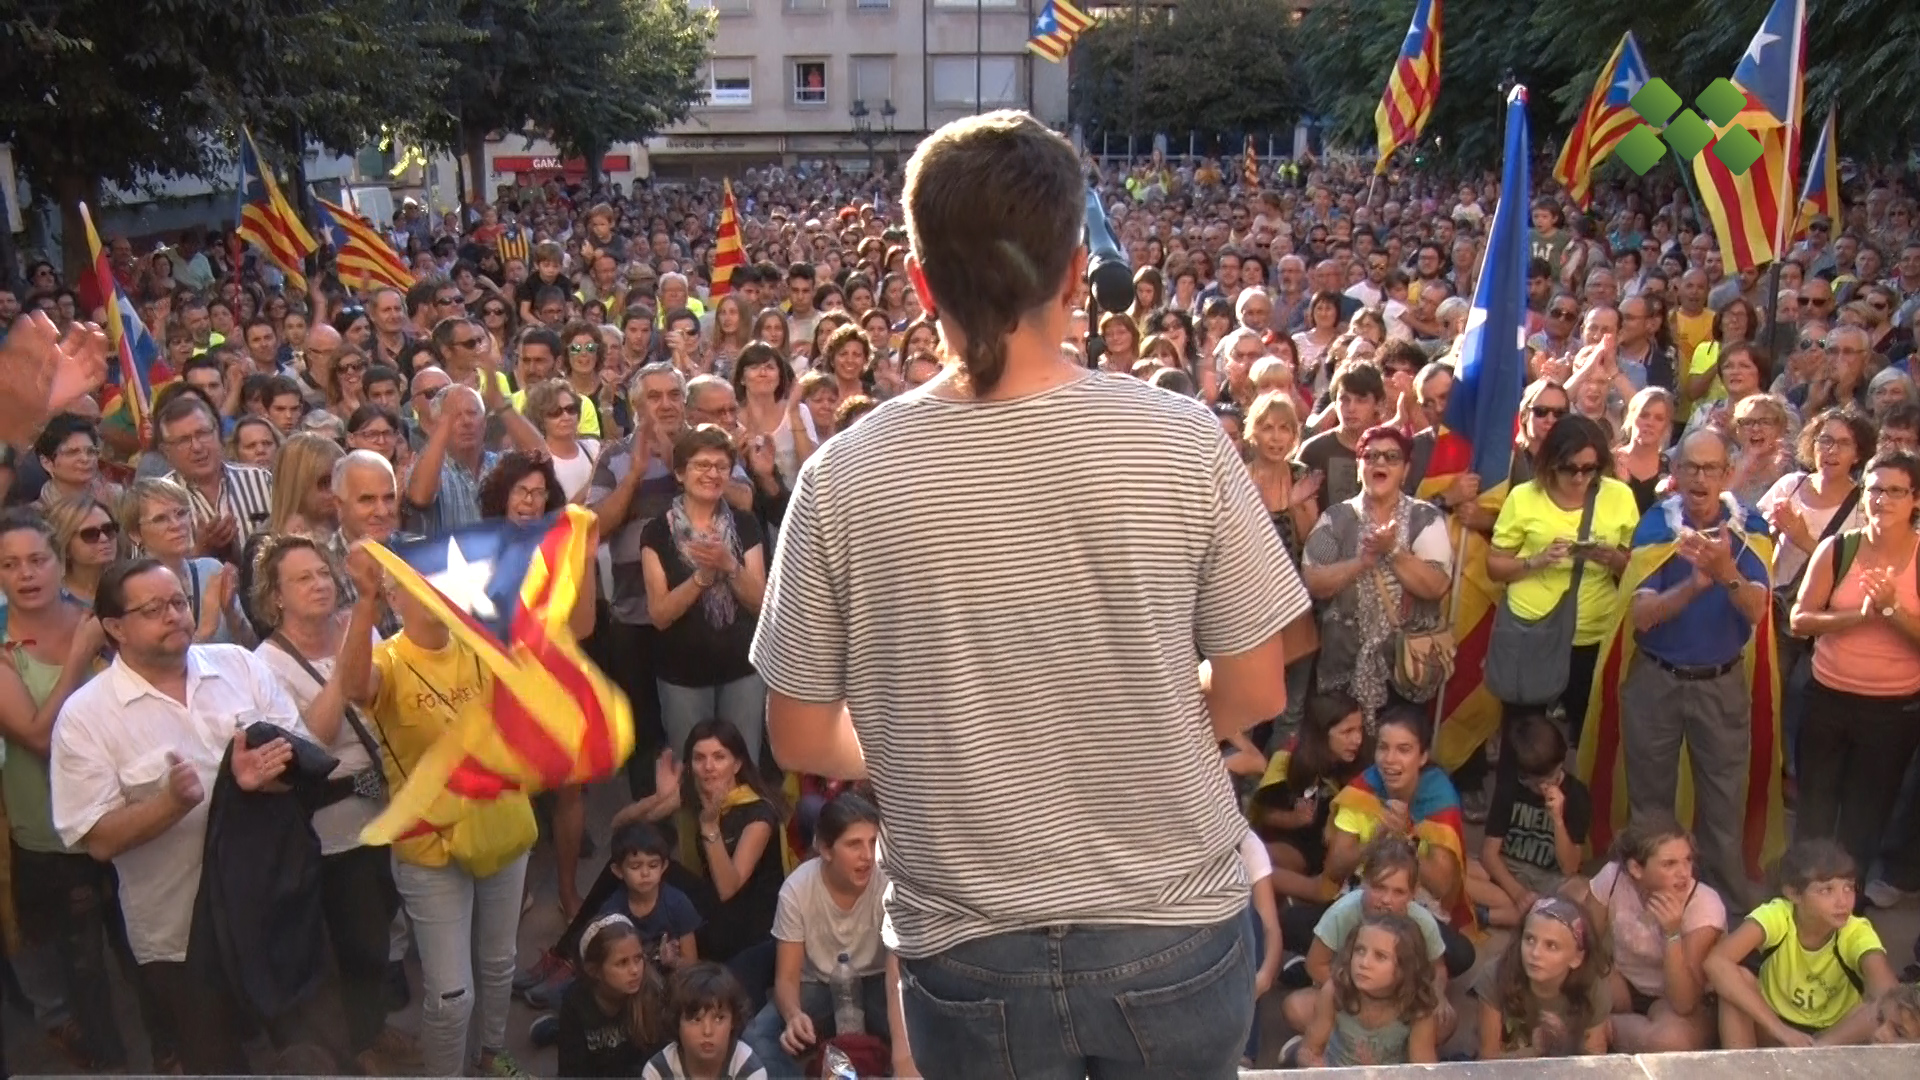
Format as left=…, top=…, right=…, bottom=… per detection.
left=604, top=822, right=703, bottom=971
left=1468, top=714, right=1591, bottom=927
left=1473, top=897, right=1614, bottom=1058
left=1706, top=839, right=1896, bottom=1048
left=642, top=962, right=768, bottom=1080
left=558, top=915, right=670, bottom=1078
left=1874, top=984, right=1920, bottom=1045
left=1285, top=911, right=1439, bottom=1067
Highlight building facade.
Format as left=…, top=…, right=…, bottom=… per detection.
left=646, top=0, right=1071, bottom=178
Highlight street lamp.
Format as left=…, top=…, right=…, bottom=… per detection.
left=849, top=98, right=896, bottom=158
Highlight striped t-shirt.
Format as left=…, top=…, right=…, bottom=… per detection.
left=750, top=371, right=1312, bottom=958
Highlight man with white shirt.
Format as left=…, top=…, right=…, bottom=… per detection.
left=50, top=558, right=303, bottom=1073
left=742, top=794, right=904, bottom=1079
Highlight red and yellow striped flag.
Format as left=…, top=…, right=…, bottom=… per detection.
left=1552, top=32, right=1654, bottom=210
left=357, top=506, right=634, bottom=848
left=1243, top=135, right=1260, bottom=189
left=236, top=128, right=318, bottom=291
left=1374, top=0, right=1442, bottom=175
left=1692, top=0, right=1804, bottom=271
left=315, top=192, right=414, bottom=291
left=710, top=178, right=745, bottom=298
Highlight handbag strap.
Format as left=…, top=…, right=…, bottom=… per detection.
left=268, top=631, right=386, bottom=781
left=1565, top=482, right=1602, bottom=596
left=1782, top=479, right=1863, bottom=594
left=1370, top=568, right=1406, bottom=629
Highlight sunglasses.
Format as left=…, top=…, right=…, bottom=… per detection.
left=79, top=523, right=120, bottom=544
left=568, top=342, right=600, bottom=354
left=1549, top=307, right=1578, bottom=319
left=337, top=361, right=366, bottom=375
left=1531, top=405, right=1570, bottom=420
left=552, top=401, right=582, bottom=417
left=1361, top=450, right=1405, bottom=465
left=1558, top=461, right=1601, bottom=477
left=452, top=336, right=486, bottom=350
left=482, top=307, right=508, bottom=318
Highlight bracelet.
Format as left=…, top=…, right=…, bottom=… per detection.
left=701, top=830, right=722, bottom=844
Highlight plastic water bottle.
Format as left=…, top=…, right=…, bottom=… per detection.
left=830, top=952, right=865, bottom=1035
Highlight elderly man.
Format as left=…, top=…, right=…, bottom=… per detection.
left=302, top=323, right=345, bottom=400
left=154, top=392, right=272, bottom=562
left=1614, top=430, right=1771, bottom=907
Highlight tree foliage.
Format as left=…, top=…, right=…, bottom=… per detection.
left=430, top=0, right=713, bottom=193
left=1071, top=0, right=1304, bottom=143
left=1298, top=0, right=1920, bottom=171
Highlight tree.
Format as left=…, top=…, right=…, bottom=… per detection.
left=1071, top=0, right=1303, bottom=146
left=1300, top=0, right=1920, bottom=176
left=0, top=1, right=461, bottom=276
left=431, top=0, right=714, bottom=199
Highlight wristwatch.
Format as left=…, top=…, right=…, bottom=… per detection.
left=1882, top=604, right=1897, bottom=618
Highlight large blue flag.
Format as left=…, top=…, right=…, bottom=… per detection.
left=1445, top=85, right=1532, bottom=484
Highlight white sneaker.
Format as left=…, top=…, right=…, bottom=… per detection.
left=1864, top=879, right=1919, bottom=908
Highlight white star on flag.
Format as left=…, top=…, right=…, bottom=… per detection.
left=1745, top=28, right=1779, bottom=64
left=427, top=538, right=497, bottom=621
left=1616, top=68, right=1644, bottom=101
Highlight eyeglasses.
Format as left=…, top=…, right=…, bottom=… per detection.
left=1806, top=296, right=1833, bottom=308
left=142, top=507, right=191, bottom=530
left=568, top=342, right=600, bottom=354
left=510, top=484, right=549, bottom=502
left=162, top=426, right=219, bottom=449
left=354, top=426, right=397, bottom=441
left=337, top=361, right=366, bottom=375
left=1814, top=435, right=1855, bottom=451
left=1531, top=405, right=1569, bottom=420
left=124, top=595, right=192, bottom=620
left=452, top=336, right=486, bottom=350
left=482, top=307, right=508, bottom=318
left=552, top=401, right=582, bottom=417
left=1558, top=461, right=1601, bottom=477
left=435, top=294, right=463, bottom=306
left=1548, top=308, right=1578, bottom=320
left=54, top=444, right=101, bottom=461
left=1361, top=450, right=1405, bottom=465
left=78, top=523, right=120, bottom=544
left=684, top=460, right=731, bottom=476
left=1674, top=461, right=1728, bottom=477
left=1868, top=485, right=1914, bottom=500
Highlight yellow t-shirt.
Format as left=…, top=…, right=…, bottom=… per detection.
left=371, top=633, right=536, bottom=869
left=1671, top=308, right=1716, bottom=373
left=1686, top=340, right=1728, bottom=417
left=1747, top=898, right=1884, bottom=1030
left=1330, top=806, right=1445, bottom=863
left=1492, top=477, right=1640, bottom=645
left=510, top=385, right=603, bottom=438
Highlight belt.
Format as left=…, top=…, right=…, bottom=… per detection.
left=1643, top=652, right=1741, bottom=681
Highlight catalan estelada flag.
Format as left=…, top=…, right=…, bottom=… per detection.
left=1432, top=86, right=1531, bottom=771
left=1794, top=104, right=1839, bottom=239
left=1553, top=32, right=1654, bottom=210
left=709, top=178, right=746, bottom=299
left=1027, top=0, right=1094, bottom=64
left=237, top=128, right=319, bottom=291
left=1576, top=495, right=1786, bottom=884
left=1331, top=764, right=1476, bottom=932
left=1243, top=135, right=1260, bottom=189
left=357, top=506, right=634, bottom=848
left=314, top=191, right=415, bottom=291
left=1373, top=0, right=1442, bottom=176
left=1693, top=0, right=1805, bottom=272
left=79, top=202, right=174, bottom=428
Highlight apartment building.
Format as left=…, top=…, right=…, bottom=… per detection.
left=645, top=0, right=1071, bottom=177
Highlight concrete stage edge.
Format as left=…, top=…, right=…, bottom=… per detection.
left=1243, top=1044, right=1919, bottom=1078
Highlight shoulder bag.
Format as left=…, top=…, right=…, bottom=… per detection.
left=268, top=633, right=388, bottom=802
left=1772, top=479, right=1862, bottom=673
left=1373, top=567, right=1455, bottom=702
left=1483, top=485, right=1599, bottom=707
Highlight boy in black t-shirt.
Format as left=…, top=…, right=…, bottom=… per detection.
left=1468, top=715, right=1592, bottom=928
left=604, top=822, right=705, bottom=970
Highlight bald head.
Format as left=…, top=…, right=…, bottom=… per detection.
left=305, top=323, right=342, bottom=358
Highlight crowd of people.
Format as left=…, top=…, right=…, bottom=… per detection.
left=0, top=111, right=1919, bottom=1078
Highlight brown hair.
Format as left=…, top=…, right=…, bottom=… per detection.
left=1329, top=911, right=1438, bottom=1023
left=670, top=424, right=738, bottom=473
left=821, top=322, right=872, bottom=370
left=1491, top=898, right=1612, bottom=1052
left=902, top=111, right=1083, bottom=396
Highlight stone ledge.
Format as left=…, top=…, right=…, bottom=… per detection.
left=1242, top=1044, right=1920, bottom=1078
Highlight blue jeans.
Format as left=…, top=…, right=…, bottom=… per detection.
left=898, top=917, right=1253, bottom=1080
left=743, top=974, right=892, bottom=1078
left=658, top=672, right=766, bottom=764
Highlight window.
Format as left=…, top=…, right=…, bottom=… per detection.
left=930, top=55, right=1022, bottom=109
left=850, top=56, right=894, bottom=107
left=689, top=0, right=752, bottom=11
left=704, top=59, right=753, bottom=107
left=931, top=0, right=1019, bottom=6
left=855, top=0, right=891, bottom=8
left=787, top=0, right=827, bottom=10
left=792, top=60, right=827, bottom=106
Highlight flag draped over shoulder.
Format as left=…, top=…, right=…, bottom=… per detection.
left=1552, top=32, right=1653, bottom=210
left=1373, top=0, right=1442, bottom=175
left=1027, top=0, right=1094, bottom=63
left=1331, top=765, right=1475, bottom=931
left=1794, top=105, right=1839, bottom=238
left=709, top=179, right=745, bottom=299
left=236, top=128, right=319, bottom=291
left=314, top=192, right=414, bottom=291
left=1693, top=0, right=1805, bottom=271
left=357, top=506, right=634, bottom=846
left=79, top=203, right=174, bottom=427
left=1575, top=495, right=1786, bottom=883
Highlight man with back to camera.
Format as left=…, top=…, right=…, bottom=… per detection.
left=752, top=111, right=1310, bottom=1079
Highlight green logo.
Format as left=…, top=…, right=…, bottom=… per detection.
left=1615, top=77, right=1763, bottom=177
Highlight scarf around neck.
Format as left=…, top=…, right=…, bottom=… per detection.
left=667, top=495, right=740, bottom=629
